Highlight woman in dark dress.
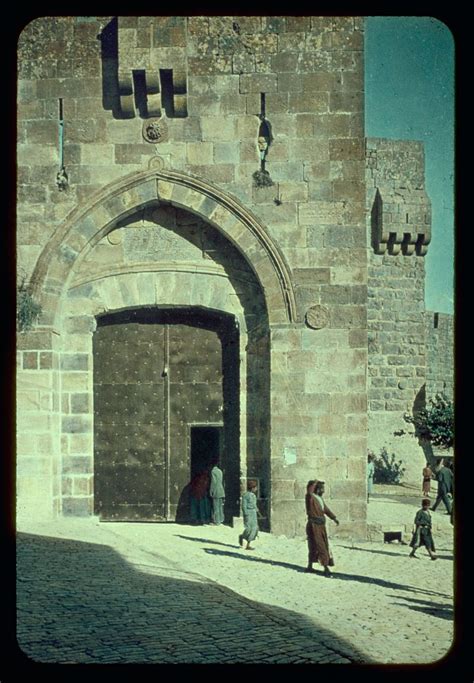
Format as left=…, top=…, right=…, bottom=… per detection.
left=189, top=470, right=211, bottom=524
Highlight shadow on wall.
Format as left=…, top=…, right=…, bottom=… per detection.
left=100, top=17, right=121, bottom=119
left=16, top=532, right=369, bottom=664
left=175, top=482, right=192, bottom=523
left=413, top=384, right=436, bottom=468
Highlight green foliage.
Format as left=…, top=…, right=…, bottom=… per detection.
left=371, top=447, right=406, bottom=485
left=404, top=393, right=454, bottom=450
left=252, top=169, right=274, bottom=188
left=17, top=279, right=42, bottom=333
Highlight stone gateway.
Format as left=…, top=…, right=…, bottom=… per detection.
left=16, top=16, right=452, bottom=538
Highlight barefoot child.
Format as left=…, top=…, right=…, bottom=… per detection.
left=409, top=498, right=437, bottom=560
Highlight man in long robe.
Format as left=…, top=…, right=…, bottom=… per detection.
left=367, top=453, right=375, bottom=502
left=209, top=460, right=225, bottom=525
left=305, top=480, right=339, bottom=577
left=431, top=462, right=453, bottom=514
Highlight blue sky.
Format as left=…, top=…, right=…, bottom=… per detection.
left=365, top=16, right=454, bottom=314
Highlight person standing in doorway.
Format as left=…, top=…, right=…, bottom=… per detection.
left=367, top=452, right=375, bottom=502
left=239, top=480, right=259, bottom=550
left=189, top=469, right=211, bottom=525
left=209, top=459, right=225, bottom=525
left=305, top=480, right=339, bottom=577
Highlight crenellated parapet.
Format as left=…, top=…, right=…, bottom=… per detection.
left=367, top=138, right=431, bottom=256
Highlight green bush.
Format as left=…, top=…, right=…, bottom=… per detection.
left=404, top=393, right=454, bottom=450
left=372, top=447, right=406, bottom=485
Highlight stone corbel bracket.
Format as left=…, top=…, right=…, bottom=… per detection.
left=117, top=70, right=136, bottom=118
left=172, top=69, right=188, bottom=118
left=371, top=187, right=431, bottom=256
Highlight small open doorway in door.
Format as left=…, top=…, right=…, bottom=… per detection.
left=190, top=425, right=224, bottom=479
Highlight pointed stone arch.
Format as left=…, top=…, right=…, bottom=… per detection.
left=31, top=169, right=297, bottom=326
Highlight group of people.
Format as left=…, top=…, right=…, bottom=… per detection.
left=237, top=477, right=341, bottom=568
left=303, top=456, right=455, bottom=573
left=408, top=458, right=454, bottom=560
left=189, top=460, right=225, bottom=526
left=190, top=467, right=261, bottom=550
left=191, top=455, right=453, bottom=572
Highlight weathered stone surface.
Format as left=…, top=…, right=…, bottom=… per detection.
left=62, top=417, right=92, bottom=434
left=289, top=92, right=329, bottom=113
left=62, top=497, right=93, bottom=516
left=239, top=73, right=278, bottom=94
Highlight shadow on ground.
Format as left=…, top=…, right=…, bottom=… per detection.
left=391, top=595, right=453, bottom=621
left=175, top=534, right=238, bottom=550
left=16, top=532, right=369, bottom=664
left=340, top=545, right=454, bottom=561
left=203, top=548, right=451, bottom=599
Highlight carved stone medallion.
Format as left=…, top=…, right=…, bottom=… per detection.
left=142, top=118, right=169, bottom=144
left=107, top=229, right=123, bottom=245
left=305, top=304, right=329, bottom=330
left=148, top=155, right=165, bottom=170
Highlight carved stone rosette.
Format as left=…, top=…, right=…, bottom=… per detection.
left=305, top=304, right=329, bottom=330
left=142, top=118, right=169, bottom=144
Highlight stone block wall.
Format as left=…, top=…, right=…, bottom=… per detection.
left=16, top=330, right=62, bottom=520
left=425, top=312, right=454, bottom=400
left=17, top=16, right=368, bottom=537
left=366, top=138, right=432, bottom=482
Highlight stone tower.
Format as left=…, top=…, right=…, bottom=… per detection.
left=365, top=138, right=433, bottom=481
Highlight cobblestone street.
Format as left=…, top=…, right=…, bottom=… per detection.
left=16, top=526, right=360, bottom=664
left=14, top=487, right=456, bottom=667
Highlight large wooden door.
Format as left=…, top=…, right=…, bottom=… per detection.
left=93, top=321, right=167, bottom=520
left=93, top=308, right=236, bottom=521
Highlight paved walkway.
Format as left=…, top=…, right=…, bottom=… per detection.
left=15, top=485, right=455, bottom=665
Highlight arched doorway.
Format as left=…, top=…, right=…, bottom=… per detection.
left=57, top=196, right=273, bottom=526
left=23, top=170, right=293, bottom=528
left=93, top=306, right=240, bottom=523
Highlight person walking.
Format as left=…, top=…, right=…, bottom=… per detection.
left=209, top=459, right=225, bottom=525
left=409, top=498, right=437, bottom=560
left=431, top=461, right=453, bottom=514
left=238, top=480, right=259, bottom=550
left=447, top=460, right=454, bottom=525
left=305, top=480, right=339, bottom=577
left=422, top=463, right=433, bottom=497
left=367, top=453, right=375, bottom=502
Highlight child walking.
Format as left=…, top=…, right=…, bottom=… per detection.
left=409, top=498, right=437, bottom=560
left=239, top=480, right=259, bottom=550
